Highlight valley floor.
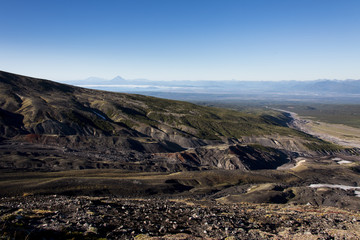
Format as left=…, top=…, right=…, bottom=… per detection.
left=274, top=107, right=360, bottom=148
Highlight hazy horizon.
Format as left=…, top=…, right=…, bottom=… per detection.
left=60, top=75, right=360, bottom=82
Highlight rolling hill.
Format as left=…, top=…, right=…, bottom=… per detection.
left=0, top=70, right=344, bottom=171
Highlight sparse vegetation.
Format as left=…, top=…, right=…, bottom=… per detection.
left=1, top=70, right=334, bottom=151
left=303, top=142, right=344, bottom=152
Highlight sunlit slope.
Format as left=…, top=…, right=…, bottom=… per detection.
left=0, top=70, right=336, bottom=152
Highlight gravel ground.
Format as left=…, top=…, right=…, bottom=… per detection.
left=1, top=195, right=360, bottom=239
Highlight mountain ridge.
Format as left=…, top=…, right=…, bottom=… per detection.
left=0, top=70, right=346, bottom=171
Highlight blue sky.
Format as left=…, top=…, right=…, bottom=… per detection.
left=1, top=0, right=360, bottom=81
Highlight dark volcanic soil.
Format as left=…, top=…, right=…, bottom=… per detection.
left=1, top=195, right=360, bottom=240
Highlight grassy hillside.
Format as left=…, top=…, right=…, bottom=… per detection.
left=0, top=70, right=310, bottom=141
left=106, top=94, right=307, bottom=140
left=1, top=70, right=344, bottom=162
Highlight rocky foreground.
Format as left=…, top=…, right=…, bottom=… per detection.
left=1, top=195, right=360, bottom=240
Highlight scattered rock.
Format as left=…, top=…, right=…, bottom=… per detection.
left=1, top=195, right=359, bottom=239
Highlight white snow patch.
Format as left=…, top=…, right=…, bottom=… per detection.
left=337, top=160, right=352, bottom=165
left=309, top=184, right=360, bottom=197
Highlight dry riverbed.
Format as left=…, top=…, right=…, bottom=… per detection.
left=272, top=108, right=360, bottom=148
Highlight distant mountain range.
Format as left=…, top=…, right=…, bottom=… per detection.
left=60, top=77, right=360, bottom=103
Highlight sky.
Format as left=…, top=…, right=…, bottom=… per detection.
left=1, top=0, right=360, bottom=81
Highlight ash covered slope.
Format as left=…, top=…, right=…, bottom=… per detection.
left=0, top=70, right=340, bottom=171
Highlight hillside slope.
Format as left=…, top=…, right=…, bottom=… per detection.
left=0, top=70, right=342, bottom=171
